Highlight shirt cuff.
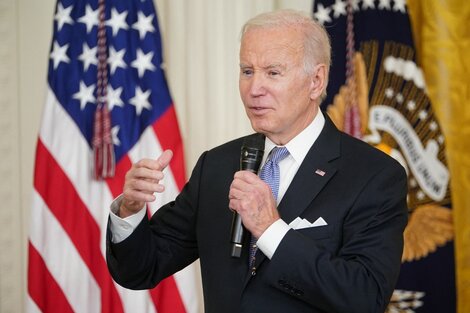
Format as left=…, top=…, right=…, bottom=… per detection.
left=109, top=194, right=147, bottom=243
left=256, top=219, right=290, bottom=259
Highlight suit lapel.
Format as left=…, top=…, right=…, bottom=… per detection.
left=247, top=115, right=342, bottom=279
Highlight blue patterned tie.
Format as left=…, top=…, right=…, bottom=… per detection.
left=249, top=146, right=290, bottom=272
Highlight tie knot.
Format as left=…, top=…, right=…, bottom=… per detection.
left=268, top=146, right=289, bottom=165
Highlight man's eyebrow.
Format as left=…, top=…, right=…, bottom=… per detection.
left=264, top=63, right=285, bottom=70
left=239, top=63, right=286, bottom=70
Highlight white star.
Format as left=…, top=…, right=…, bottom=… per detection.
left=129, top=86, right=152, bottom=115
left=351, top=0, right=361, bottom=11
left=393, top=0, right=406, bottom=13
left=108, top=46, right=127, bottom=74
left=332, top=0, right=347, bottom=18
left=107, top=85, right=124, bottom=111
left=385, top=87, right=394, bottom=98
left=131, top=49, right=156, bottom=78
left=416, top=190, right=425, bottom=200
left=73, top=81, right=95, bottom=110
left=106, top=8, right=129, bottom=36
left=54, top=3, right=74, bottom=31
left=78, top=4, right=99, bottom=33
left=407, top=100, right=416, bottom=111
left=50, top=41, right=70, bottom=69
left=132, top=11, right=155, bottom=40
left=112, top=125, right=121, bottom=146
left=437, top=135, right=445, bottom=144
left=429, top=121, right=438, bottom=131
left=362, top=0, right=375, bottom=10
left=314, top=4, right=332, bottom=25
left=418, top=110, right=428, bottom=120
left=378, top=0, right=391, bottom=10
left=78, top=43, right=97, bottom=71
left=396, top=93, right=404, bottom=103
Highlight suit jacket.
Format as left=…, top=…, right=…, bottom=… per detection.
left=106, top=116, right=408, bottom=313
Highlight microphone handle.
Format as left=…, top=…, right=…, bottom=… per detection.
left=230, top=213, right=244, bottom=257
left=230, top=167, right=257, bottom=258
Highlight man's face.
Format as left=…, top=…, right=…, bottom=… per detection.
left=239, top=26, right=320, bottom=145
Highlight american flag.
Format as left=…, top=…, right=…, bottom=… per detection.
left=27, top=0, right=202, bottom=312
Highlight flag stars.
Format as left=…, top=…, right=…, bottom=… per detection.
left=407, top=100, right=416, bottom=111
left=332, top=0, right=347, bottom=18
left=416, top=190, right=425, bottom=200
left=429, top=121, right=438, bottom=131
left=78, top=43, right=97, bottom=71
left=418, top=110, right=428, bottom=120
left=314, top=0, right=402, bottom=17
left=78, top=5, right=99, bottom=33
left=131, top=49, right=156, bottom=78
left=107, top=85, right=124, bottom=111
left=111, top=125, right=121, bottom=146
left=314, top=4, right=332, bottom=25
left=393, top=0, right=406, bottom=13
left=129, top=86, right=152, bottom=115
left=132, top=12, right=155, bottom=40
left=437, top=135, right=445, bottom=144
left=106, top=8, right=129, bottom=36
left=54, top=3, right=74, bottom=31
left=351, top=0, right=361, bottom=11
left=108, top=46, right=127, bottom=74
left=396, top=93, right=404, bottom=103
left=73, top=81, right=95, bottom=110
left=362, top=0, right=375, bottom=10
left=385, top=87, right=394, bottom=98
left=378, top=0, right=391, bottom=10
left=50, top=41, right=70, bottom=69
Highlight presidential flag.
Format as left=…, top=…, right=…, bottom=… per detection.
left=313, top=0, right=455, bottom=312
left=27, top=0, right=202, bottom=312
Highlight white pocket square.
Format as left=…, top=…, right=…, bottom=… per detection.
left=289, top=217, right=328, bottom=230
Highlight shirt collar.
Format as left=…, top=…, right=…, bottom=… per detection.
left=263, top=110, right=325, bottom=164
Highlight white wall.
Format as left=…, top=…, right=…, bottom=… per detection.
left=0, top=0, right=311, bottom=312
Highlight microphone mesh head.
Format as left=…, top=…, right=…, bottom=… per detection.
left=241, top=133, right=265, bottom=173
left=242, top=133, right=265, bottom=151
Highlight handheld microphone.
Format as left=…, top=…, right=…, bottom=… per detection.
left=230, top=133, right=265, bottom=258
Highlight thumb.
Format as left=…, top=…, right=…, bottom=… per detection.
left=157, top=149, right=173, bottom=171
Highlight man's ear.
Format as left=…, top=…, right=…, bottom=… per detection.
left=309, top=64, right=327, bottom=100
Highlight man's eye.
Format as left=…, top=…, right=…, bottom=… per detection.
left=269, top=71, right=280, bottom=77
left=241, top=69, right=253, bottom=76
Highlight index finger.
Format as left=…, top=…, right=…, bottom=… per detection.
left=233, top=170, right=261, bottom=183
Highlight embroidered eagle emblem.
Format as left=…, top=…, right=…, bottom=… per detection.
left=327, top=47, right=453, bottom=263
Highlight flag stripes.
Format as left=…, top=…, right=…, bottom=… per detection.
left=28, top=244, right=75, bottom=313
left=29, top=191, right=101, bottom=312
left=33, top=139, right=125, bottom=313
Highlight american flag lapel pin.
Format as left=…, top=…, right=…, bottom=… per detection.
left=315, top=169, right=326, bottom=176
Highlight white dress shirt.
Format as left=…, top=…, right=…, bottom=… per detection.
left=109, top=111, right=325, bottom=259
left=256, top=111, right=325, bottom=259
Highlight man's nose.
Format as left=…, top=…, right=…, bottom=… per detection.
left=249, top=73, right=267, bottom=97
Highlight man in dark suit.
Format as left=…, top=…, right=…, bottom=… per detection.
left=106, top=9, right=408, bottom=313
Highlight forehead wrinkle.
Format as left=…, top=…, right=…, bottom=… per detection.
left=240, top=48, right=302, bottom=68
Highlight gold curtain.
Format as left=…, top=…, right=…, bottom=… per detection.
left=407, top=1, right=470, bottom=312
